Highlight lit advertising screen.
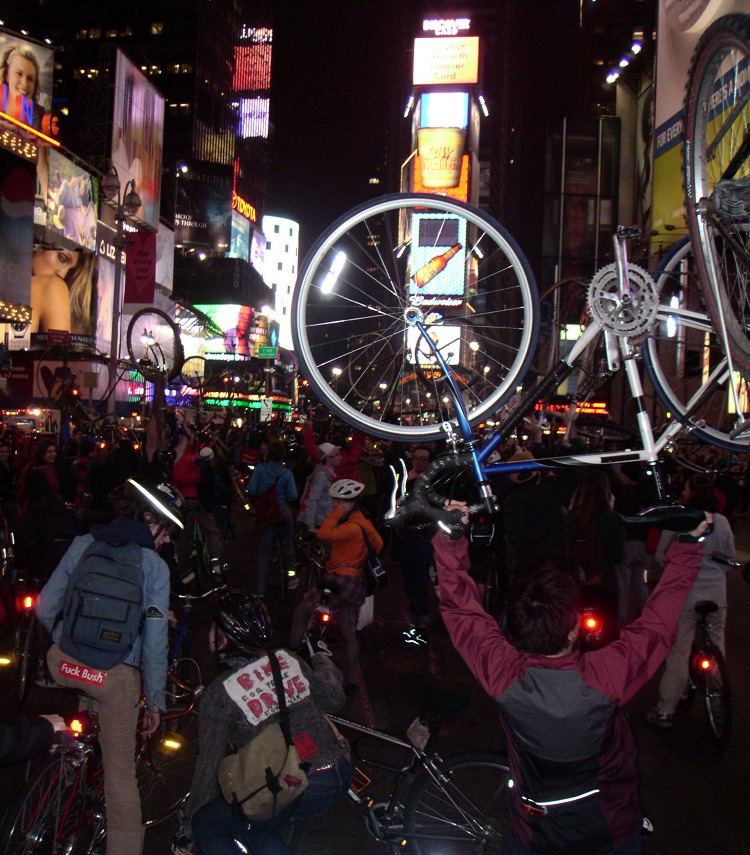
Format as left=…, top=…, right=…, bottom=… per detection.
left=111, top=49, right=165, bottom=229
left=194, top=303, right=269, bottom=358
left=0, top=148, right=34, bottom=308
left=0, top=33, right=54, bottom=127
left=412, top=154, right=469, bottom=200
left=239, top=97, right=270, bottom=138
left=419, top=92, right=469, bottom=129
left=229, top=210, right=249, bottom=261
left=408, top=212, right=466, bottom=303
left=413, top=37, right=479, bottom=86
left=407, top=323, right=463, bottom=366
left=30, top=248, right=97, bottom=344
left=45, top=149, right=97, bottom=251
left=156, top=223, right=174, bottom=292
left=174, top=165, right=232, bottom=251
left=250, top=226, right=265, bottom=276
left=233, top=44, right=272, bottom=91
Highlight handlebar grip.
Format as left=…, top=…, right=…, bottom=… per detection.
left=384, top=494, right=468, bottom=539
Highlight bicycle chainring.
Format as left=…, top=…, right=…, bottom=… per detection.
left=587, top=263, right=659, bottom=338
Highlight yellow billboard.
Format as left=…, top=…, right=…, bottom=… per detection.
left=413, top=37, right=479, bottom=86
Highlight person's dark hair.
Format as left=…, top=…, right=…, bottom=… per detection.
left=79, top=438, right=95, bottom=457
left=568, top=470, right=613, bottom=536
left=32, top=440, right=57, bottom=465
left=684, top=473, right=718, bottom=512
left=505, top=568, right=580, bottom=655
left=268, top=440, right=286, bottom=462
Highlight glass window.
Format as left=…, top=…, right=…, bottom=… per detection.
left=151, top=22, right=164, bottom=35
left=105, top=29, right=117, bottom=38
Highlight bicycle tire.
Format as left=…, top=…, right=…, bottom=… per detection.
left=291, top=193, right=539, bottom=441
left=403, top=752, right=510, bottom=855
left=180, top=355, right=212, bottom=390
left=699, top=643, right=733, bottom=747
left=683, top=13, right=750, bottom=377
left=0, top=750, right=104, bottom=855
left=126, top=308, right=184, bottom=382
left=642, top=236, right=750, bottom=452
left=138, top=713, right=200, bottom=827
left=15, top=611, right=36, bottom=705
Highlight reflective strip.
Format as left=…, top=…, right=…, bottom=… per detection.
left=532, top=788, right=600, bottom=807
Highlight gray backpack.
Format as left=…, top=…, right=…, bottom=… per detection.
left=59, top=540, right=145, bottom=669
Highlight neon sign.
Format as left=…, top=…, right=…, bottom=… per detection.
left=422, top=18, right=471, bottom=36
left=232, top=191, right=257, bottom=222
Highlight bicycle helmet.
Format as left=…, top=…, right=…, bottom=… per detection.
left=329, top=479, right=364, bottom=500
left=109, top=479, right=186, bottom=530
left=213, top=589, right=272, bottom=652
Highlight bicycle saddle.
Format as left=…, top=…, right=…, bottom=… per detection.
left=618, top=505, right=706, bottom=531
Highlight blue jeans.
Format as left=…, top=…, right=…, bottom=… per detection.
left=501, top=827, right=644, bottom=855
left=192, top=755, right=353, bottom=855
left=255, top=504, right=295, bottom=595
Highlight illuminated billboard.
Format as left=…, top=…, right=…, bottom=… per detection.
left=111, top=49, right=165, bottom=229
left=193, top=304, right=270, bottom=358
left=30, top=248, right=97, bottom=343
left=420, top=92, right=469, bottom=129
left=413, top=37, right=479, bottom=86
left=412, top=154, right=469, bottom=200
left=174, top=164, right=232, bottom=251
left=408, top=212, right=466, bottom=304
left=0, top=148, right=34, bottom=309
left=239, top=97, right=270, bottom=138
left=233, top=44, right=272, bottom=91
left=45, top=149, right=97, bottom=250
left=0, top=33, right=54, bottom=127
left=229, top=210, right=249, bottom=261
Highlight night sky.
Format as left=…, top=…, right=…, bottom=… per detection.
left=268, top=1, right=412, bottom=257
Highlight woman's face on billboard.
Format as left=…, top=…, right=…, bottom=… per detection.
left=33, top=250, right=75, bottom=280
left=7, top=52, right=37, bottom=100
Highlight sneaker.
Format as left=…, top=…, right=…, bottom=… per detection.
left=209, top=558, right=223, bottom=578
left=646, top=707, right=673, bottom=728
left=402, top=627, right=428, bottom=647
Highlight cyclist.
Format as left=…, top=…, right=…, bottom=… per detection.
left=35, top=478, right=180, bottom=855
left=434, top=500, right=708, bottom=855
left=175, top=589, right=351, bottom=855
left=290, top=479, right=383, bottom=696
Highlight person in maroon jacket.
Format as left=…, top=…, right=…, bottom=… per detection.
left=433, top=501, right=709, bottom=855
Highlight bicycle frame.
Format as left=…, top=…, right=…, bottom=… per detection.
left=389, top=229, right=703, bottom=526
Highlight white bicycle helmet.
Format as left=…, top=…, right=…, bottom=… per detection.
left=329, top=479, right=365, bottom=500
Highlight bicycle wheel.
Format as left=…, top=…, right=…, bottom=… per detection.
left=14, top=611, right=37, bottom=705
left=699, top=644, right=733, bottom=747
left=683, top=14, right=750, bottom=377
left=126, top=308, right=184, bottom=382
left=403, top=752, right=511, bottom=855
left=138, top=712, right=199, bottom=827
left=0, top=750, right=104, bottom=855
left=346, top=332, right=398, bottom=402
left=292, top=194, right=539, bottom=441
left=642, top=237, right=750, bottom=452
left=179, top=356, right=212, bottom=390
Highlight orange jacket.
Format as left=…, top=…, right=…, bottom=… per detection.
left=317, top=507, right=383, bottom=573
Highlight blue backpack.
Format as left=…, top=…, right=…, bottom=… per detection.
left=59, top=540, right=145, bottom=669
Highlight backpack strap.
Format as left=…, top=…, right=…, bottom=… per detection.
left=268, top=651, right=293, bottom=748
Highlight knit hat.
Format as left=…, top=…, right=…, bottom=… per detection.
left=318, top=442, right=340, bottom=461
left=508, top=449, right=537, bottom=484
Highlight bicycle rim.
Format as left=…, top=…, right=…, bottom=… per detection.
left=684, top=14, right=750, bottom=377
left=292, top=193, right=539, bottom=441
left=403, top=753, right=510, bottom=855
left=701, top=646, right=733, bottom=746
left=126, top=309, right=184, bottom=382
left=642, top=236, right=750, bottom=452
left=0, top=752, right=101, bottom=855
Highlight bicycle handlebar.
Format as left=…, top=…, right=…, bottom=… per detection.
left=171, top=584, right=228, bottom=603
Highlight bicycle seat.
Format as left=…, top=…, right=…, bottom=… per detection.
left=694, top=600, right=719, bottom=616
left=618, top=505, right=705, bottom=531
left=407, top=680, right=471, bottom=719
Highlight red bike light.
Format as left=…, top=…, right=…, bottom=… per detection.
left=584, top=616, right=599, bottom=631
left=67, top=711, right=93, bottom=735
left=16, top=592, right=36, bottom=612
left=692, top=652, right=717, bottom=676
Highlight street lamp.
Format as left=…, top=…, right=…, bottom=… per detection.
left=101, top=162, right=141, bottom=416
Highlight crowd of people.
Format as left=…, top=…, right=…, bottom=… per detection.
left=0, top=408, right=743, bottom=855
